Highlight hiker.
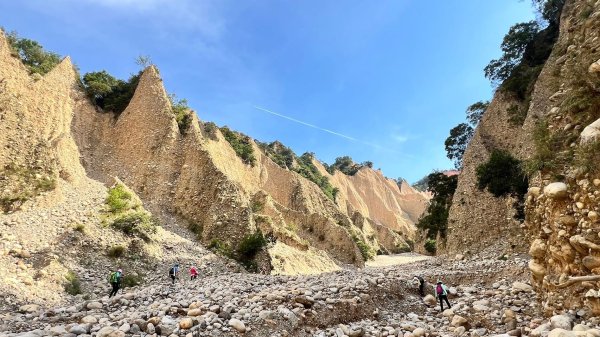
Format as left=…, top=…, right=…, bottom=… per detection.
left=169, top=263, right=179, bottom=284
left=436, top=280, right=451, bottom=311
left=413, top=275, right=425, bottom=297
left=108, top=269, right=123, bottom=298
left=190, top=265, right=198, bottom=280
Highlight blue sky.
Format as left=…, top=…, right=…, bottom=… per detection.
left=0, top=0, right=536, bottom=183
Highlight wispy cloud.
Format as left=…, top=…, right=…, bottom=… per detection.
left=254, top=106, right=402, bottom=154
left=392, top=134, right=408, bottom=143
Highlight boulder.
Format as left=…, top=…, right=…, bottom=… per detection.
left=18, top=304, right=40, bottom=313
left=81, top=315, right=97, bottom=324
left=583, top=255, right=600, bottom=270
left=423, top=294, right=437, bottom=306
left=187, top=308, right=202, bottom=316
left=550, top=315, right=573, bottom=330
left=512, top=282, right=533, bottom=292
left=548, top=329, right=576, bottom=337
left=544, top=183, right=568, bottom=199
left=179, top=318, right=194, bottom=330
left=68, top=324, right=89, bottom=335
left=451, top=315, right=468, bottom=327
left=228, top=318, right=246, bottom=333
left=413, top=328, right=426, bottom=337
left=86, top=302, right=102, bottom=310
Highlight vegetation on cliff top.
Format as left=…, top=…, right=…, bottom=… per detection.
left=257, top=141, right=339, bottom=201
left=4, top=29, right=61, bottom=76
left=325, top=156, right=373, bottom=176
left=220, top=126, right=257, bottom=166
left=82, top=70, right=141, bottom=115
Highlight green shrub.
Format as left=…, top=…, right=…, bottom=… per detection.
left=121, top=274, right=142, bottom=288
left=351, top=235, right=375, bottom=261
left=110, top=211, right=158, bottom=241
left=220, top=127, right=256, bottom=166
left=424, top=239, right=436, bottom=254
left=105, top=184, right=133, bottom=213
left=251, top=199, right=264, bottom=213
left=188, top=222, right=203, bottom=237
left=326, top=156, right=368, bottom=175
left=64, top=271, right=82, bottom=295
left=257, top=141, right=295, bottom=169
left=203, top=122, right=218, bottom=140
left=169, top=94, right=193, bottom=135
left=107, top=245, right=126, bottom=258
left=73, top=223, right=86, bottom=233
left=295, top=153, right=338, bottom=201
left=208, top=239, right=234, bottom=258
left=574, top=141, right=600, bottom=174
left=476, top=150, right=528, bottom=198
left=285, top=222, right=299, bottom=232
left=507, top=104, right=527, bottom=126
left=5, top=30, right=61, bottom=75
left=82, top=71, right=141, bottom=114
left=237, top=230, right=267, bottom=260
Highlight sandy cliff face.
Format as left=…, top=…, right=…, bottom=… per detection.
left=0, top=29, right=427, bottom=279
left=446, top=0, right=600, bottom=315
left=73, top=65, right=428, bottom=274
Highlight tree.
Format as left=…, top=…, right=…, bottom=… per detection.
left=135, top=55, right=152, bottom=68
left=5, top=31, right=61, bottom=75
left=533, top=0, right=565, bottom=25
left=362, top=161, right=374, bottom=168
left=416, top=172, right=458, bottom=239
left=444, top=123, right=474, bottom=169
left=82, top=71, right=120, bottom=103
left=484, top=21, right=539, bottom=86
left=466, top=101, right=489, bottom=126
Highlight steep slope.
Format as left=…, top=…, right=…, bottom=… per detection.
left=0, top=27, right=427, bottom=283
left=445, top=0, right=600, bottom=315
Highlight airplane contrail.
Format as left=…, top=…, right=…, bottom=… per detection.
left=253, top=106, right=403, bottom=154
left=253, top=106, right=357, bottom=141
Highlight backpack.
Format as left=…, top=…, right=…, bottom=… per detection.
left=109, top=272, right=120, bottom=283
left=436, top=284, right=444, bottom=295
left=169, top=267, right=175, bottom=276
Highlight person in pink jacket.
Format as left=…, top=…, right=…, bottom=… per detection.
left=189, top=266, right=199, bottom=280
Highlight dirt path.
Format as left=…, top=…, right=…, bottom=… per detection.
left=365, top=253, right=431, bottom=267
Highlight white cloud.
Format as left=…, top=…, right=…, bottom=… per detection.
left=391, top=134, right=408, bottom=143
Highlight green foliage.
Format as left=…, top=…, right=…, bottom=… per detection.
left=507, top=104, right=528, bottom=126
left=574, top=141, right=600, bottom=174
left=257, top=141, right=295, bottom=169
left=295, top=153, right=339, bottom=201
left=105, top=184, right=133, bottom=213
left=135, top=55, right=152, bottom=68
left=188, top=222, right=203, bottom=238
left=73, top=223, right=86, bottom=233
left=203, top=122, right=218, bottom=140
left=237, top=230, right=267, bottom=261
left=220, top=126, right=257, bottom=166
left=445, top=123, right=474, bottom=169
left=533, top=0, right=566, bottom=25
left=107, top=245, right=126, bottom=258
left=82, top=71, right=141, bottom=114
left=5, top=30, right=61, bottom=75
left=121, top=274, right=143, bottom=288
left=351, top=234, right=375, bottom=261
left=285, top=222, right=299, bottom=232
left=110, top=211, right=158, bottom=241
left=424, top=239, right=436, bottom=254
left=251, top=199, right=264, bottom=213
left=64, top=271, right=82, bottom=295
left=466, top=101, right=490, bottom=126
left=484, top=21, right=540, bottom=86
left=208, top=239, right=234, bottom=258
left=326, top=156, right=370, bottom=175
left=476, top=150, right=528, bottom=198
left=416, top=173, right=458, bottom=239
left=412, top=175, right=430, bottom=192
left=169, top=94, right=193, bottom=135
